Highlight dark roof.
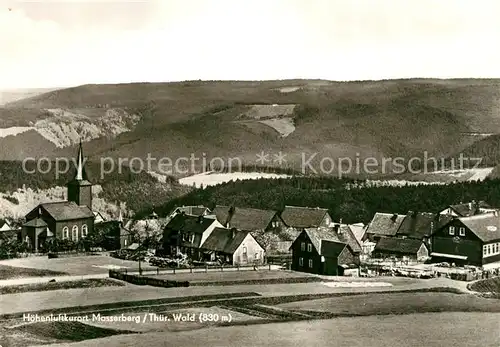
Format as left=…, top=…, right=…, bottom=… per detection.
left=173, top=206, right=209, bottom=216
left=321, top=240, right=349, bottom=260
left=164, top=214, right=217, bottom=248
left=365, top=212, right=406, bottom=237
left=447, top=200, right=493, bottom=217
left=39, top=202, right=94, bottom=221
left=303, top=227, right=341, bottom=255
left=458, top=213, right=500, bottom=242
left=200, top=228, right=252, bottom=254
left=26, top=202, right=94, bottom=222
left=374, top=238, right=425, bottom=255
left=23, top=218, right=48, bottom=228
left=396, top=212, right=436, bottom=239
left=212, top=205, right=276, bottom=231
left=280, top=206, right=329, bottom=228
left=337, top=225, right=362, bottom=253
left=95, top=221, right=130, bottom=236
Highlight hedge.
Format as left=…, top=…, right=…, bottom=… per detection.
left=109, top=270, right=189, bottom=288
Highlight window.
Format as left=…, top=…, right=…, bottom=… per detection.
left=308, top=259, right=313, bottom=268
left=255, top=252, right=259, bottom=259
left=449, top=226, right=455, bottom=235
left=243, top=246, right=247, bottom=254
left=71, top=225, right=78, bottom=242
left=300, top=242, right=305, bottom=251
left=124, top=239, right=127, bottom=246
left=62, top=226, right=69, bottom=240
left=25, top=236, right=29, bottom=243
left=307, top=243, right=312, bottom=252
left=81, top=224, right=88, bottom=238
left=483, top=245, right=488, bottom=256
left=298, top=257, right=303, bottom=266
left=459, top=227, right=465, bottom=236
left=189, top=234, right=195, bottom=243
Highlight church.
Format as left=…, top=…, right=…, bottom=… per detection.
left=22, top=141, right=95, bottom=252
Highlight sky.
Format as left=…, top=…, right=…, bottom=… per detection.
left=1, top=0, right=500, bottom=89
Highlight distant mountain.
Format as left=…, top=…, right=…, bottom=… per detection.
left=0, top=88, right=60, bottom=106
left=1, top=79, right=500, bottom=178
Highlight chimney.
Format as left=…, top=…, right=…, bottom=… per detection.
left=225, top=206, right=236, bottom=228
left=231, top=227, right=237, bottom=239
left=391, top=213, right=398, bottom=222
left=469, top=201, right=473, bottom=210
left=339, top=218, right=343, bottom=225
left=197, top=215, right=203, bottom=223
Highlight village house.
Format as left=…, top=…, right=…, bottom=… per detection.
left=161, top=213, right=224, bottom=260
left=211, top=205, right=280, bottom=232
left=199, top=227, right=265, bottom=265
left=333, top=223, right=362, bottom=261
left=290, top=227, right=359, bottom=276
left=93, top=211, right=132, bottom=250
left=430, top=212, right=500, bottom=267
left=364, top=212, right=406, bottom=242
left=280, top=205, right=332, bottom=230
left=22, top=141, right=95, bottom=252
left=278, top=206, right=333, bottom=252
left=439, top=200, right=497, bottom=217
left=372, top=238, right=429, bottom=264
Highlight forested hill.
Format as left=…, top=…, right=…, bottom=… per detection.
left=0, top=160, right=191, bottom=213
left=141, top=177, right=500, bottom=223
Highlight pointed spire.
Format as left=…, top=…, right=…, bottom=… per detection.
left=75, top=139, right=84, bottom=180
left=118, top=209, right=123, bottom=223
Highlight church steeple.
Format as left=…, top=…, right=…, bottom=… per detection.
left=74, top=139, right=87, bottom=181
left=67, top=139, right=92, bottom=209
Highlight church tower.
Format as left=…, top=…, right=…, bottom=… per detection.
left=67, top=140, right=93, bottom=209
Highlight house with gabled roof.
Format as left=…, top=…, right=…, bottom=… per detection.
left=280, top=206, right=332, bottom=229
left=372, top=238, right=429, bottom=263
left=199, top=227, right=265, bottom=265
left=161, top=213, right=224, bottom=259
left=290, top=227, right=358, bottom=276
left=22, top=141, right=95, bottom=252
left=211, top=205, right=280, bottom=232
left=364, top=212, right=406, bottom=241
left=439, top=200, right=497, bottom=217
left=431, top=211, right=500, bottom=267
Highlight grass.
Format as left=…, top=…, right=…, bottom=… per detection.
left=12, top=321, right=135, bottom=342
left=0, top=264, right=68, bottom=280
left=152, top=270, right=318, bottom=283
left=468, top=276, right=500, bottom=296
left=0, top=278, right=124, bottom=295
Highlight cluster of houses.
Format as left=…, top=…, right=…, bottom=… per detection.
left=363, top=200, right=500, bottom=269
left=2, top=141, right=500, bottom=276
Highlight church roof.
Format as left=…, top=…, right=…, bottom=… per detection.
left=23, top=218, right=48, bottom=228
left=38, top=202, right=94, bottom=221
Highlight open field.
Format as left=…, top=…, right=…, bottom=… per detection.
left=0, top=264, right=68, bottom=280
left=0, top=278, right=124, bottom=295
left=0, top=256, right=157, bottom=276
left=178, top=171, right=291, bottom=188
left=277, top=292, right=500, bottom=316
left=42, top=312, right=500, bottom=347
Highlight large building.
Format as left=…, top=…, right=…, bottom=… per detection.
left=22, top=141, right=95, bottom=252
left=431, top=212, right=500, bottom=267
